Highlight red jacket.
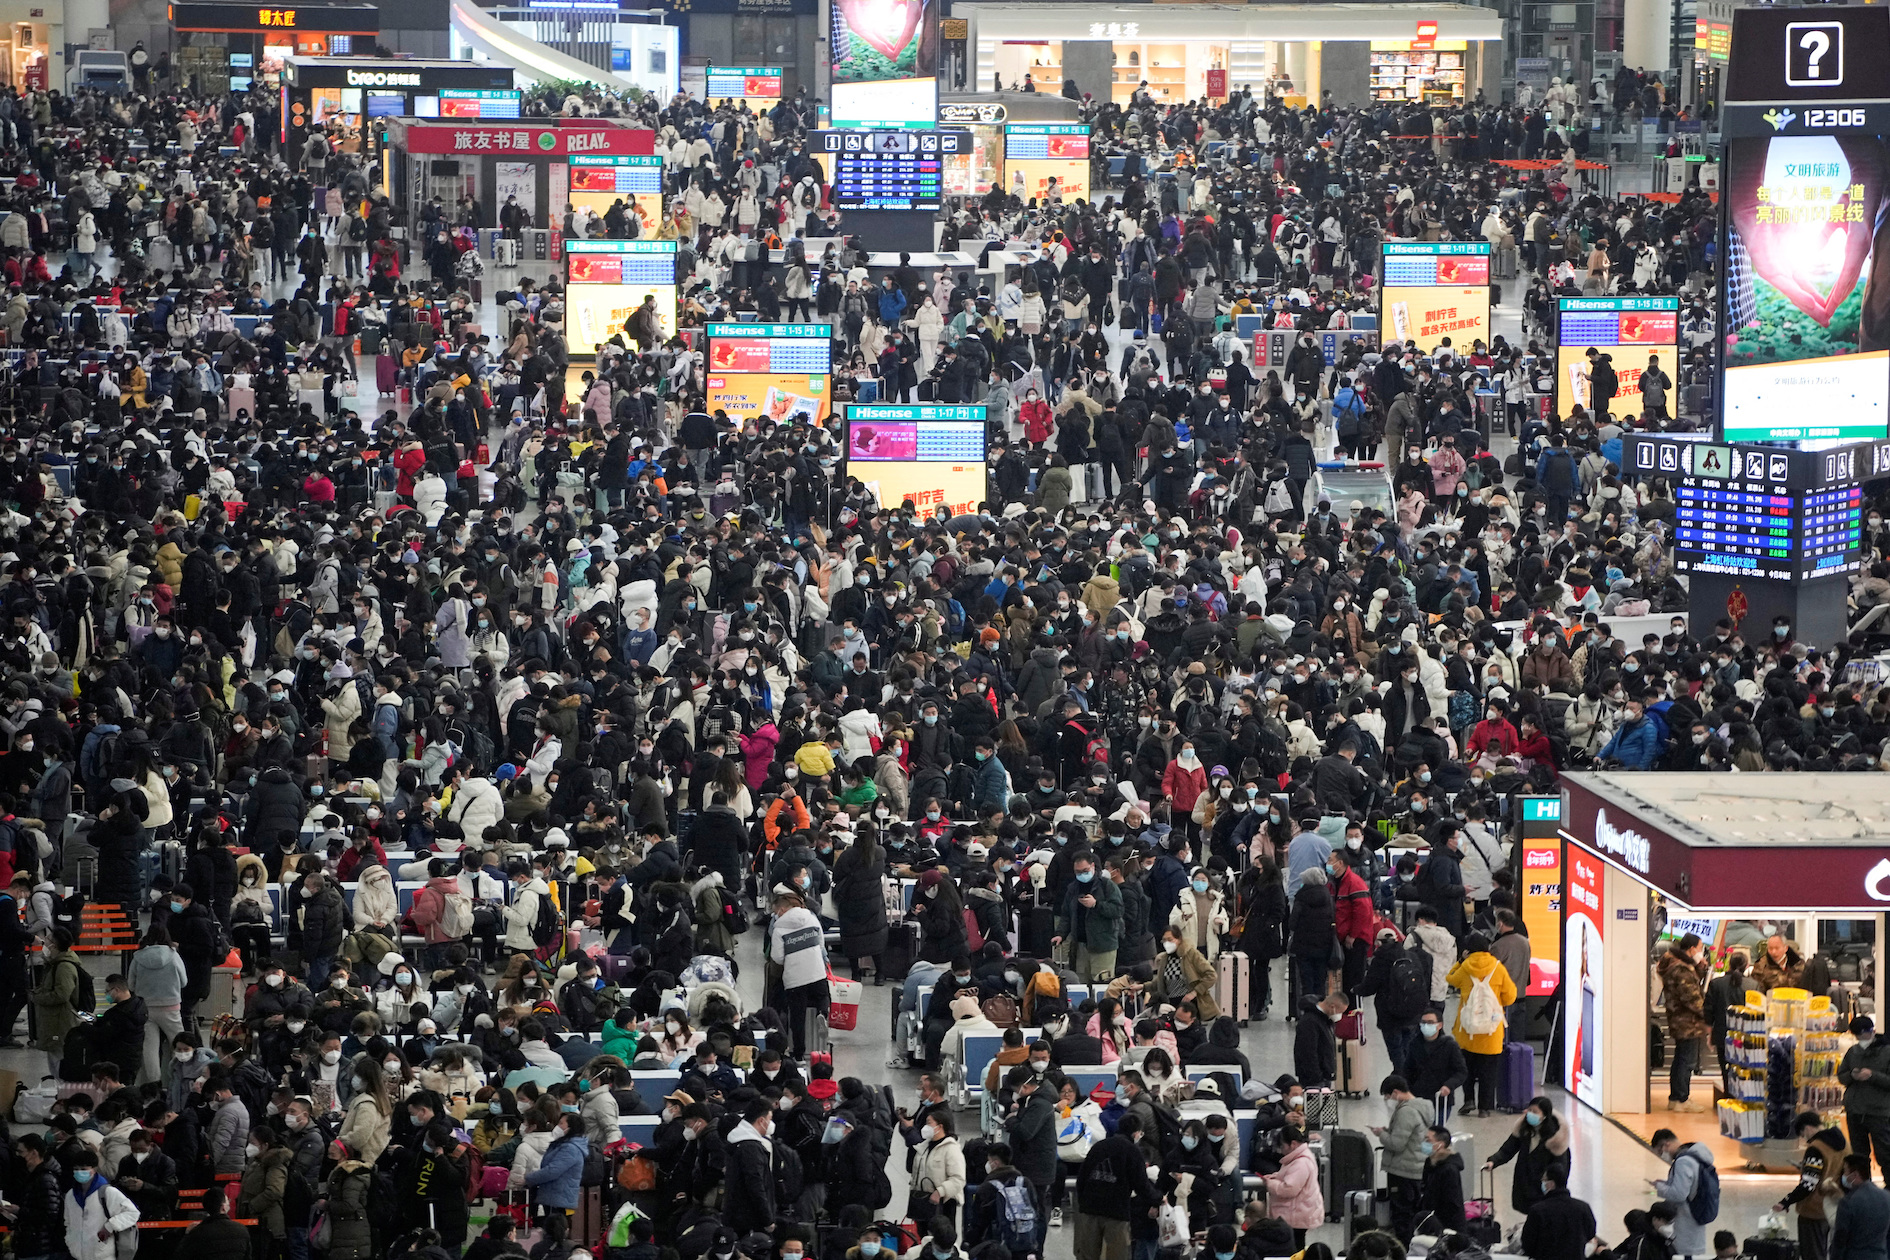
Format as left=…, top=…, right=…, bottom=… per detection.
left=1332, top=864, right=1373, bottom=945
left=1021, top=399, right=1054, bottom=443
left=393, top=445, right=426, bottom=496
left=335, top=838, right=386, bottom=882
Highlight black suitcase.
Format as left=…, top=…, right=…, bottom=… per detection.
left=1020, top=903, right=1055, bottom=958
left=1743, top=1240, right=1796, bottom=1260
left=1325, top=1129, right=1375, bottom=1221
left=880, top=920, right=918, bottom=983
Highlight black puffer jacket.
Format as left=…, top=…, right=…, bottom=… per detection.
left=246, top=767, right=304, bottom=846
left=1288, top=882, right=1335, bottom=961
left=688, top=805, right=747, bottom=890
left=832, top=844, right=888, bottom=958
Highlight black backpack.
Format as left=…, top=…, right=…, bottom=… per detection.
left=1381, top=949, right=1429, bottom=1021
left=61, top=956, right=94, bottom=1014
left=531, top=888, right=562, bottom=947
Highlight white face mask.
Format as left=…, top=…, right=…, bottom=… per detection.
left=1163, top=940, right=1178, bottom=954
left=322, top=1050, right=342, bottom=1065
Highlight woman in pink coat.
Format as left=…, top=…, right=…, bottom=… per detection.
left=739, top=722, right=780, bottom=790
left=1258, top=1127, right=1324, bottom=1246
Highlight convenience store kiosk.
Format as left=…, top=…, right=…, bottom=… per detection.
left=283, top=57, right=517, bottom=159
left=1557, top=773, right=1889, bottom=1173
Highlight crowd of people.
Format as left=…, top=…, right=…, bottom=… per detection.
left=0, top=42, right=1877, bottom=1260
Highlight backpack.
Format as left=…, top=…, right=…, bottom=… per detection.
left=617, top=1151, right=657, bottom=1193
left=995, top=1176, right=1040, bottom=1255
left=61, top=957, right=94, bottom=1014
left=1382, top=950, right=1429, bottom=1020
left=1148, top=1102, right=1183, bottom=1159
left=1022, top=970, right=1066, bottom=1022
left=531, top=889, right=562, bottom=947
left=1333, top=388, right=1364, bottom=437
left=1460, top=971, right=1504, bottom=1037
left=1682, top=1151, right=1719, bottom=1224
left=438, top=890, right=474, bottom=939
left=720, top=888, right=750, bottom=935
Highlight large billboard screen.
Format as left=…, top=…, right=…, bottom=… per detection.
left=564, top=239, right=677, bottom=356
left=1556, top=296, right=1680, bottom=421
left=1003, top=123, right=1091, bottom=203
left=1723, top=134, right=1890, bottom=443
left=706, top=323, right=834, bottom=425
left=1380, top=242, right=1491, bottom=354
left=567, top=156, right=664, bottom=235
left=844, top=403, right=986, bottom=516
left=1563, top=840, right=1605, bottom=1112
left=830, top=0, right=938, bottom=129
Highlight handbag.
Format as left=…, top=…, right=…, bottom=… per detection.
left=1157, top=1201, right=1191, bottom=1248
left=907, top=1179, right=940, bottom=1226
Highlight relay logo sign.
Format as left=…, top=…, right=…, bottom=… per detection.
left=1592, top=808, right=1652, bottom=874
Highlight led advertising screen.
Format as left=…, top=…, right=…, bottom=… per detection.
left=1555, top=296, right=1680, bottom=421
left=830, top=0, right=938, bottom=130
left=1381, top=287, right=1491, bottom=355
left=1723, top=134, right=1890, bottom=443
left=1519, top=795, right=1564, bottom=998
left=1003, top=123, right=1091, bottom=203
left=567, top=155, right=664, bottom=235
left=564, top=240, right=677, bottom=356
left=440, top=88, right=521, bottom=119
left=706, top=323, right=834, bottom=424
left=1380, top=241, right=1491, bottom=354
left=844, top=403, right=987, bottom=516
left=706, top=65, right=782, bottom=106
left=814, top=129, right=965, bottom=210
left=1563, top=840, right=1605, bottom=1112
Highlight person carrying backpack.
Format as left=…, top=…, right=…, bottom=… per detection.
left=968, top=1139, right=1044, bottom=1256
left=1651, top=1129, right=1720, bottom=1258
left=1446, top=933, right=1517, bottom=1117
left=1355, top=926, right=1434, bottom=1077
left=29, top=927, right=85, bottom=1079
left=1332, top=377, right=1369, bottom=460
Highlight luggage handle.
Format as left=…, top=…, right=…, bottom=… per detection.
left=1480, top=1165, right=1498, bottom=1203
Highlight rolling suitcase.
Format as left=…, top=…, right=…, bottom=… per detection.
left=1338, top=1037, right=1371, bottom=1098
left=1498, top=1040, right=1535, bottom=1112
left=880, top=921, right=918, bottom=983
left=1325, top=1128, right=1375, bottom=1221
left=1020, top=902, right=1055, bottom=958
left=1217, top=950, right=1253, bottom=1025
left=1464, top=1167, right=1502, bottom=1246
left=376, top=353, right=397, bottom=396
left=1345, top=1189, right=1390, bottom=1241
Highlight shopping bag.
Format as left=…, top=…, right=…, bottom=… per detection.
left=828, top=970, right=862, bottom=1032
left=1157, top=1202, right=1190, bottom=1248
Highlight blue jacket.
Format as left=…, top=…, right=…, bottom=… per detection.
left=969, top=753, right=1010, bottom=815
left=524, top=1131, right=588, bottom=1209
left=877, top=287, right=908, bottom=325
left=1598, top=715, right=1662, bottom=770
left=1833, top=1179, right=1890, bottom=1260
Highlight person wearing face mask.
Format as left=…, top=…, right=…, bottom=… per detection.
left=1839, top=1015, right=1890, bottom=1186
left=59, top=1148, right=140, bottom=1260
left=113, top=1125, right=180, bottom=1226
left=521, top=1106, right=590, bottom=1252
left=1829, top=1153, right=1890, bottom=1260
left=1169, top=866, right=1230, bottom=964
left=1516, top=1164, right=1598, bottom=1260
left=234, top=1123, right=296, bottom=1258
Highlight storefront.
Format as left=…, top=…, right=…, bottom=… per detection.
left=1557, top=773, right=1889, bottom=1174
left=380, top=119, right=656, bottom=239
left=3, top=17, right=48, bottom=91
left=282, top=58, right=516, bottom=158
left=936, top=94, right=1083, bottom=199
left=953, top=4, right=1502, bottom=109
left=170, top=2, right=379, bottom=89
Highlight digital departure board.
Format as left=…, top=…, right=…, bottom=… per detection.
left=814, top=129, right=969, bottom=210
left=844, top=403, right=989, bottom=516
left=568, top=155, right=664, bottom=195
left=1381, top=241, right=1492, bottom=287
left=705, top=323, right=834, bottom=424
left=1003, top=123, right=1089, bottom=160
left=1624, top=435, right=1867, bottom=582
left=440, top=89, right=521, bottom=119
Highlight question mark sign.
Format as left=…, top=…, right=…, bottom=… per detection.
left=1801, top=29, right=1831, bottom=78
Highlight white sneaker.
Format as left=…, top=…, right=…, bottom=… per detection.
left=886, top=1054, right=910, bottom=1070
left=1051, top=1209, right=1064, bottom=1228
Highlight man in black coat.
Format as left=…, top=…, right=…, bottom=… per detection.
left=168, top=884, right=221, bottom=1022
left=722, top=1099, right=779, bottom=1235
left=1403, top=1010, right=1469, bottom=1110
left=115, top=1126, right=179, bottom=1224
left=1518, top=1166, right=1598, bottom=1260
left=92, top=975, right=147, bottom=1080
left=1003, top=1065, right=1060, bottom=1221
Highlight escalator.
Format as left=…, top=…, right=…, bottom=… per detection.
left=449, top=0, right=642, bottom=94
